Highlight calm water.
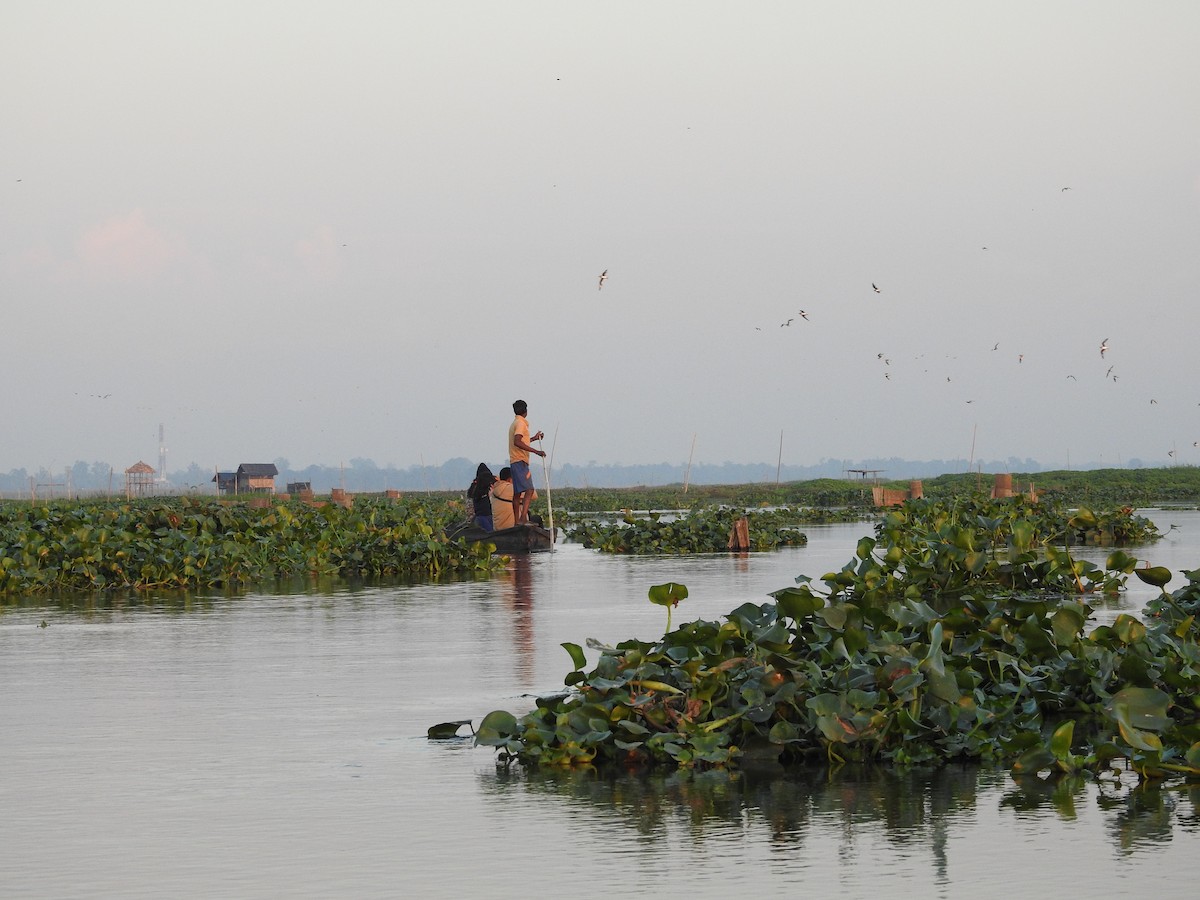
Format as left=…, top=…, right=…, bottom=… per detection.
left=2, top=511, right=1198, bottom=898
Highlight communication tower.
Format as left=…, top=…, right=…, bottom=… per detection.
left=158, top=423, right=168, bottom=484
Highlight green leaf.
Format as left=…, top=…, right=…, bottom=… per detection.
left=561, top=641, right=587, bottom=672
left=1134, top=566, right=1173, bottom=588
left=1011, top=746, right=1055, bottom=775
left=1049, top=720, right=1075, bottom=760
left=1105, top=550, right=1138, bottom=573
left=1050, top=605, right=1086, bottom=645
left=772, top=586, right=824, bottom=620
left=427, top=719, right=472, bottom=739
left=475, top=710, right=518, bottom=747
left=1107, top=687, right=1170, bottom=752
left=648, top=581, right=689, bottom=607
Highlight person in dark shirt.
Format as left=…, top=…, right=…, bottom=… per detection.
left=467, top=463, right=498, bottom=531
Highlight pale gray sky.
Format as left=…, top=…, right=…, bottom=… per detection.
left=3, top=1, right=1198, bottom=475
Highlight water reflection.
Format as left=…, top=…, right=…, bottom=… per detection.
left=498, top=557, right=537, bottom=687
left=478, top=762, right=1197, bottom=861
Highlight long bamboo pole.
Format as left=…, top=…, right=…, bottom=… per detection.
left=539, top=425, right=558, bottom=544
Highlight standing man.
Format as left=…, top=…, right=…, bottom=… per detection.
left=508, top=399, right=545, bottom=526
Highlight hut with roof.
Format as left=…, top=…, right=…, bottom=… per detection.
left=236, top=463, right=278, bottom=494
left=212, top=463, right=279, bottom=495
left=124, top=461, right=156, bottom=498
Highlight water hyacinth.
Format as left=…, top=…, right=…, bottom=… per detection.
left=0, top=496, right=499, bottom=593
left=477, top=497, right=1200, bottom=781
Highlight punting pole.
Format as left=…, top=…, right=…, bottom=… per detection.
left=539, top=424, right=558, bottom=544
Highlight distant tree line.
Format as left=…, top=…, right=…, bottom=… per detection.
left=0, top=454, right=1159, bottom=498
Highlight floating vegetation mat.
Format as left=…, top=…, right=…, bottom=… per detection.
left=0, top=496, right=498, bottom=593
left=471, top=496, right=1200, bottom=783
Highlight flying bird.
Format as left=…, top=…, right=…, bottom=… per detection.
left=1100, top=338, right=1109, bottom=358
left=798, top=310, right=809, bottom=320
left=597, top=269, right=608, bottom=290
left=1106, top=366, right=1114, bottom=379
left=1151, top=399, right=1158, bottom=405
left=1061, top=187, right=1072, bottom=191
left=991, top=343, right=999, bottom=351
left=1018, top=354, right=1024, bottom=364
left=872, top=283, right=881, bottom=293
left=1067, top=375, right=1077, bottom=381
left=781, top=319, right=793, bottom=327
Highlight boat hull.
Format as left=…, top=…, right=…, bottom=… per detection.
left=446, top=522, right=555, bottom=554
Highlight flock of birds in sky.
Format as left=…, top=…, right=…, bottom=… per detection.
left=594, top=184, right=1193, bottom=460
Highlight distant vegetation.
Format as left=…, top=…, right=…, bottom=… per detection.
left=544, top=467, right=1200, bottom=513
left=3, top=456, right=1193, bottom=498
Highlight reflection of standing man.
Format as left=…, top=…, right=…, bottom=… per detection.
left=508, top=399, right=545, bottom=526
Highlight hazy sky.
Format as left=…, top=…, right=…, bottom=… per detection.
left=4, top=1, right=1198, bottom=475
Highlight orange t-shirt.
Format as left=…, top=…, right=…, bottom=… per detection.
left=491, top=480, right=515, bottom=530
left=508, top=415, right=530, bottom=463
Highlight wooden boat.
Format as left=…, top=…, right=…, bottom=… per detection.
left=446, top=521, right=556, bottom=553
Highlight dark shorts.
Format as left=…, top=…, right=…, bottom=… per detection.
left=511, top=460, right=534, bottom=493
left=474, top=515, right=494, bottom=532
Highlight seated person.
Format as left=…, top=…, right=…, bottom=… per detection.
left=467, top=463, right=497, bottom=531
left=490, top=467, right=516, bottom=530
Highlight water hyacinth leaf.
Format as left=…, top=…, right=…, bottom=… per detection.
left=427, top=719, right=473, bottom=739
left=806, top=693, right=844, bottom=717
left=648, top=582, right=689, bottom=608
left=1112, top=614, right=1146, bottom=645
left=1134, top=565, right=1172, bottom=588
left=1107, top=687, right=1170, bottom=752
left=768, top=720, right=803, bottom=744
left=1050, top=720, right=1075, bottom=760
left=771, top=586, right=824, bottom=620
left=475, top=710, right=519, bottom=747
left=817, top=604, right=848, bottom=630
left=1186, top=743, right=1200, bottom=769
left=1105, top=550, right=1138, bottom=573
left=561, top=641, right=587, bottom=672
left=1050, top=605, right=1086, bottom=645
left=817, top=714, right=861, bottom=743
left=1010, top=745, right=1056, bottom=776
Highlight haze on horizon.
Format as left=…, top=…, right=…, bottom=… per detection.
left=3, top=2, right=1198, bottom=477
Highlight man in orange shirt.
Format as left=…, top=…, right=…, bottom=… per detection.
left=490, top=467, right=516, bottom=530
left=507, top=399, right=545, bottom=526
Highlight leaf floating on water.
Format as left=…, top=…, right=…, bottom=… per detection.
left=427, top=720, right=473, bottom=739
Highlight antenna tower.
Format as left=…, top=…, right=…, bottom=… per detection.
left=158, top=423, right=168, bottom=484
